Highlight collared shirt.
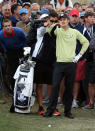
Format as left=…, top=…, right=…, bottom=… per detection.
left=4, top=29, right=15, bottom=37
left=48, top=25, right=89, bottom=62
left=83, top=25, right=93, bottom=38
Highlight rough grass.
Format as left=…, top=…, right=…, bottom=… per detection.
left=72, top=0, right=92, bottom=5
left=0, top=96, right=95, bottom=131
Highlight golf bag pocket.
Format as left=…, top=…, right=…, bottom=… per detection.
left=14, top=64, right=34, bottom=110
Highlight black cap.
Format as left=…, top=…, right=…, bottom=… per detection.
left=22, top=2, right=31, bottom=7
left=59, top=13, right=69, bottom=19
left=73, top=1, right=81, bottom=7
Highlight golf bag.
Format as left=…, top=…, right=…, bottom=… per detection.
left=10, top=47, right=36, bottom=113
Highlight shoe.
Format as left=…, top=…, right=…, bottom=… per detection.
left=82, top=103, right=94, bottom=109
left=72, top=99, right=78, bottom=108
left=42, top=99, right=49, bottom=105
left=38, top=106, right=45, bottom=115
left=0, top=100, right=6, bottom=104
left=43, top=111, right=53, bottom=117
left=10, top=103, right=15, bottom=113
left=53, top=109, right=61, bottom=116
left=65, top=113, right=74, bottom=119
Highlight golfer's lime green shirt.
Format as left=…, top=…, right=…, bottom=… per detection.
left=48, top=25, right=89, bottom=62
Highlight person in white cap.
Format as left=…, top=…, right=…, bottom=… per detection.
left=0, top=0, right=3, bottom=12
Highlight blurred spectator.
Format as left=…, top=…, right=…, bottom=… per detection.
left=45, top=4, right=53, bottom=10
left=90, top=1, right=95, bottom=7
left=56, top=8, right=65, bottom=15
left=69, top=9, right=80, bottom=27
left=43, top=13, right=89, bottom=118
left=79, top=11, right=85, bottom=24
left=64, top=6, right=72, bottom=17
left=0, top=1, right=3, bottom=30
left=33, top=11, right=61, bottom=116
left=2, top=4, right=12, bottom=19
left=22, top=2, right=31, bottom=16
left=50, top=0, right=73, bottom=9
left=32, top=14, right=49, bottom=115
left=0, top=19, right=27, bottom=91
left=73, top=1, right=81, bottom=11
left=16, top=8, right=30, bottom=36
left=81, top=4, right=87, bottom=11
left=93, top=15, right=95, bottom=24
left=69, top=9, right=86, bottom=108
left=83, top=31, right=95, bottom=109
left=65, top=6, right=72, bottom=11
left=18, top=0, right=31, bottom=5
left=9, top=0, right=17, bottom=6
left=11, top=3, right=22, bottom=26
left=40, top=8, right=50, bottom=15
left=0, top=13, right=3, bottom=30
left=31, top=3, right=40, bottom=12
left=41, top=3, right=53, bottom=10
left=0, top=0, right=3, bottom=12
left=9, top=0, right=31, bottom=6
left=82, top=11, right=95, bottom=108
left=85, top=6, right=94, bottom=12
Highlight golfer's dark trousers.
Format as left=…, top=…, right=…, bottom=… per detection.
left=47, top=62, right=77, bottom=114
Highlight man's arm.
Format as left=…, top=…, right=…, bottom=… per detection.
left=89, top=33, right=95, bottom=50
left=0, top=31, right=6, bottom=53
left=18, top=28, right=28, bottom=47
left=48, top=24, right=57, bottom=36
left=73, top=30, right=89, bottom=63
left=76, top=30, right=89, bottom=55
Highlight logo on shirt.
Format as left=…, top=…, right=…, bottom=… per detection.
left=70, top=34, right=74, bottom=38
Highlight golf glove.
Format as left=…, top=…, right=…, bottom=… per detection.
left=73, top=53, right=82, bottom=63
left=23, top=47, right=31, bottom=56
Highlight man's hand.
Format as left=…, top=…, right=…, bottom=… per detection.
left=73, top=53, right=82, bottom=63
left=44, top=19, right=50, bottom=27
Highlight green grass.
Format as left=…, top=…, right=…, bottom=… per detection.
left=0, top=97, right=95, bottom=131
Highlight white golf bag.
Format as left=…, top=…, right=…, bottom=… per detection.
left=13, top=47, right=36, bottom=113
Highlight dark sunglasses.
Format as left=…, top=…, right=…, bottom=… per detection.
left=65, top=10, right=71, bottom=13
left=50, top=20, right=58, bottom=23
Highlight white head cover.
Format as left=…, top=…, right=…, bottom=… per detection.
left=40, top=14, right=49, bottom=20
left=0, top=0, right=3, bottom=3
